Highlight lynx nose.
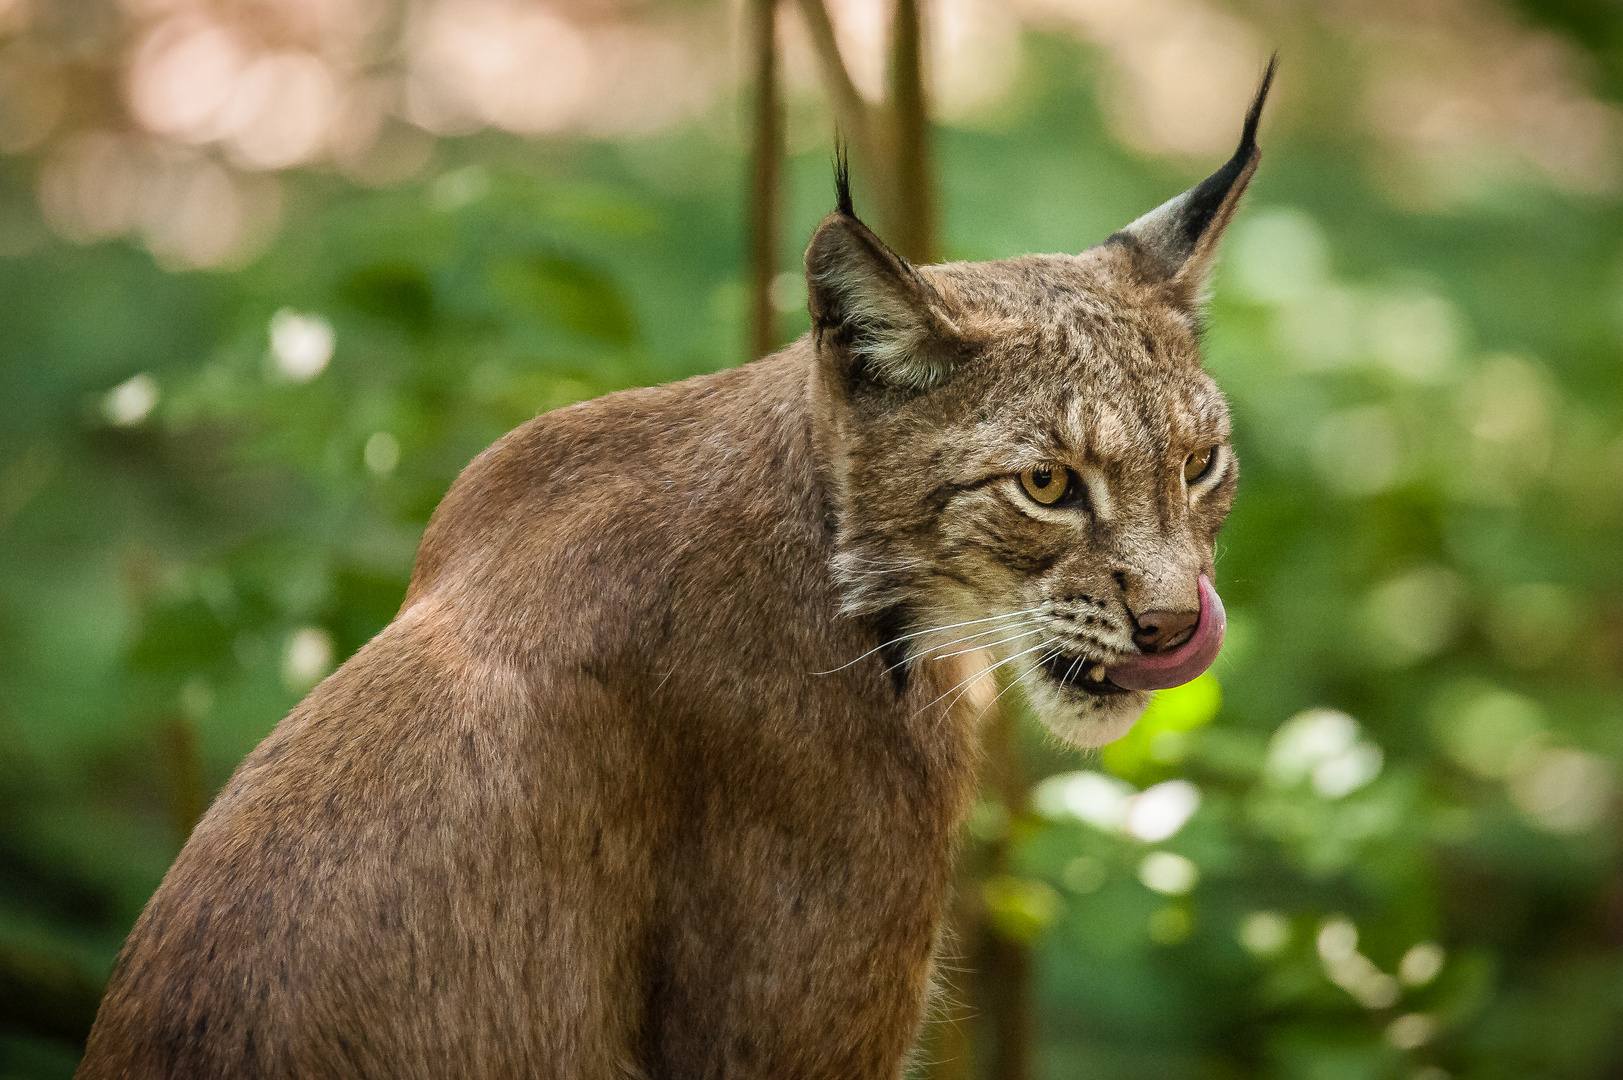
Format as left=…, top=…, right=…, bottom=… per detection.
left=1132, top=608, right=1200, bottom=654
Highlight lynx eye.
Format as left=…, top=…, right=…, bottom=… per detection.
left=1184, top=446, right=1218, bottom=484
left=1020, top=465, right=1073, bottom=506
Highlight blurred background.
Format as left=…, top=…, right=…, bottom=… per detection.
left=3, top=0, right=1623, bottom=1076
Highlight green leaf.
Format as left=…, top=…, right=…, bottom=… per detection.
left=1102, top=673, right=1223, bottom=780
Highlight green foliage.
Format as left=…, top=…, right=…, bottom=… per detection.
left=3, top=30, right=1623, bottom=1080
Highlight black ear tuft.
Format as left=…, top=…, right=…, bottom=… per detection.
left=1176, top=52, right=1276, bottom=245
left=1241, top=53, right=1278, bottom=160
left=1109, top=53, right=1277, bottom=288
left=807, top=136, right=961, bottom=390
left=833, top=138, right=854, bottom=218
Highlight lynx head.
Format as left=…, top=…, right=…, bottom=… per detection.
left=806, top=60, right=1274, bottom=748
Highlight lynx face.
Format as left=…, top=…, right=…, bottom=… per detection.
left=807, top=62, right=1271, bottom=747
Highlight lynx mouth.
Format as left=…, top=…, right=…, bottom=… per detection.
left=1041, top=576, right=1226, bottom=698
left=1105, top=575, right=1225, bottom=692
left=1042, top=653, right=1135, bottom=697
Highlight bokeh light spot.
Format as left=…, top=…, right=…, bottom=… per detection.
left=1508, top=747, right=1614, bottom=834
left=1148, top=905, right=1192, bottom=945
left=1229, top=207, right=1329, bottom=304
left=1361, top=565, right=1465, bottom=667
left=269, top=308, right=334, bottom=382
left=1387, top=1012, right=1436, bottom=1049
left=104, top=373, right=159, bottom=426
left=1268, top=709, right=1384, bottom=798
left=365, top=432, right=400, bottom=475
left=1239, top=911, right=1290, bottom=956
left=1399, top=942, right=1445, bottom=986
left=1125, top=780, right=1200, bottom=842
left=1138, top=850, right=1198, bottom=895
left=282, top=626, right=334, bottom=691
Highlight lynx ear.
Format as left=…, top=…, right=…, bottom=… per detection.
left=1112, top=55, right=1277, bottom=297
left=804, top=157, right=960, bottom=390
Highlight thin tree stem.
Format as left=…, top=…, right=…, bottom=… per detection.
left=983, top=699, right=1031, bottom=1080
left=747, top=0, right=785, bottom=359
left=156, top=714, right=207, bottom=849
left=792, top=0, right=892, bottom=211
left=887, top=0, right=934, bottom=263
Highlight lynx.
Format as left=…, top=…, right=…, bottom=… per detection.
left=78, top=62, right=1274, bottom=1080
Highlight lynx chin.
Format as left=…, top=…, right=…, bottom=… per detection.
left=78, top=61, right=1275, bottom=1080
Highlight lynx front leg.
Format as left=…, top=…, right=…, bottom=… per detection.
left=639, top=818, right=948, bottom=1080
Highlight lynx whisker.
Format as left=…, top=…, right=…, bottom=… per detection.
left=923, top=638, right=1057, bottom=720
left=924, top=624, right=1045, bottom=663
left=811, top=607, right=1042, bottom=675
left=884, top=619, right=1046, bottom=674
left=972, top=648, right=1064, bottom=721
left=938, top=650, right=1052, bottom=721
left=921, top=617, right=1041, bottom=646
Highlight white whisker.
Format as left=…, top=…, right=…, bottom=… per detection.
left=881, top=622, right=1043, bottom=678
left=939, top=640, right=1060, bottom=717
left=909, top=618, right=1042, bottom=656
left=925, top=625, right=1044, bottom=662
left=811, top=607, right=1042, bottom=676
left=921, top=638, right=1056, bottom=719
left=889, top=621, right=1045, bottom=672
left=973, top=648, right=1064, bottom=719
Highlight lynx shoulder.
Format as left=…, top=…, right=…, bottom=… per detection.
left=77, top=61, right=1275, bottom=1080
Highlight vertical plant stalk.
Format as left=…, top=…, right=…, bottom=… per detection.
left=155, top=715, right=207, bottom=849
left=886, top=0, right=934, bottom=264
left=778, top=2, right=1010, bottom=1073
left=917, top=880, right=978, bottom=1080
left=792, top=0, right=888, bottom=204
left=980, top=695, right=1031, bottom=1080
left=747, top=0, right=786, bottom=359
left=796, top=0, right=941, bottom=259
left=984, top=933, right=1031, bottom=1080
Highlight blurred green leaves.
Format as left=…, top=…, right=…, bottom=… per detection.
left=339, top=264, right=436, bottom=336
left=489, top=251, right=635, bottom=345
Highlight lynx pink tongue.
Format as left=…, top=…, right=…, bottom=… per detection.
left=1105, top=575, right=1226, bottom=692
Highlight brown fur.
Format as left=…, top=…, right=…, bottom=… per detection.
left=78, top=69, right=1272, bottom=1080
